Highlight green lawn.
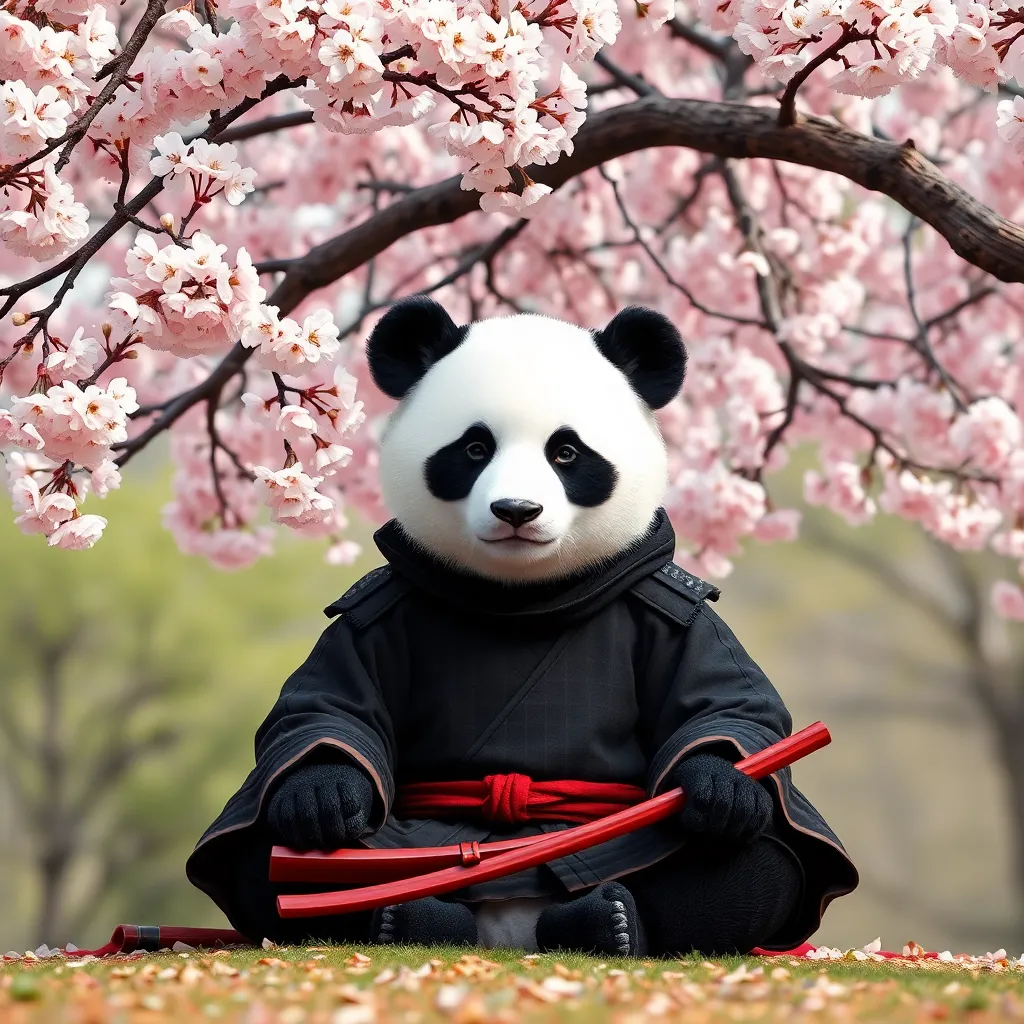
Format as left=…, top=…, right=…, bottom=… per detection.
left=2, top=945, right=1023, bottom=1023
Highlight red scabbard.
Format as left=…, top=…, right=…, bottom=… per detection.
left=275, top=722, right=831, bottom=918
left=271, top=836, right=542, bottom=884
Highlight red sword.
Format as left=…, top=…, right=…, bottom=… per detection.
left=275, top=722, right=830, bottom=918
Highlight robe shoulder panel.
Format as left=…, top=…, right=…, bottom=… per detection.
left=323, top=564, right=412, bottom=630
left=628, top=562, right=721, bottom=627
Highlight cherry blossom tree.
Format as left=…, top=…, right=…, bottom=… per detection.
left=3, top=0, right=1024, bottom=613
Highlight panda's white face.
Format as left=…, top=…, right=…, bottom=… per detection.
left=376, top=313, right=672, bottom=583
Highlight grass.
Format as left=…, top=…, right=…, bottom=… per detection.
left=2, top=944, right=1024, bottom=1023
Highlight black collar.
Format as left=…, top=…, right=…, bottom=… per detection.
left=373, top=509, right=676, bottom=626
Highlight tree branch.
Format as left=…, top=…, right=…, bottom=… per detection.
left=778, top=29, right=864, bottom=127
left=256, top=96, right=1024, bottom=301
left=666, top=18, right=732, bottom=60
left=592, top=52, right=656, bottom=97
left=202, top=109, right=314, bottom=144
left=903, top=219, right=970, bottom=411
left=110, top=95, right=1024, bottom=464
left=599, top=164, right=766, bottom=327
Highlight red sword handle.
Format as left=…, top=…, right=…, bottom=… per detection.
left=276, top=721, right=831, bottom=919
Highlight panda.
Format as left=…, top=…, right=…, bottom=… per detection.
left=186, top=298, right=858, bottom=957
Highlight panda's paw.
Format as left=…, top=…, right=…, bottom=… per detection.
left=535, top=882, right=647, bottom=957
left=371, top=897, right=477, bottom=947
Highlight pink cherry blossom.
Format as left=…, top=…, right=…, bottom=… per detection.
left=991, top=580, right=1024, bottom=621
left=949, top=397, right=1023, bottom=473
left=996, top=96, right=1024, bottom=153
left=11, top=476, right=77, bottom=535
left=108, top=233, right=270, bottom=357
left=0, top=161, right=89, bottom=260
left=276, top=405, right=319, bottom=440
left=44, top=327, right=101, bottom=382
left=47, top=513, right=107, bottom=549
left=752, top=508, right=802, bottom=542
left=326, top=538, right=362, bottom=565
left=805, top=462, right=877, bottom=526
left=0, top=81, right=71, bottom=160
left=89, top=459, right=121, bottom=498
left=254, top=463, right=336, bottom=527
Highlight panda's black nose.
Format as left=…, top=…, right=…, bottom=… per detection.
left=490, top=499, right=543, bottom=528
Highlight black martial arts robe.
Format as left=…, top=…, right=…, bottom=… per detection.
left=187, top=509, right=858, bottom=949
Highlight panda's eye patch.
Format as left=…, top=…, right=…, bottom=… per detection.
left=425, top=422, right=495, bottom=502
left=545, top=426, right=618, bottom=508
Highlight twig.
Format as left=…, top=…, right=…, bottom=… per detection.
left=778, top=29, right=865, bottom=128
left=599, top=165, right=767, bottom=328
left=201, top=110, right=314, bottom=145
left=902, top=218, right=970, bottom=411
left=720, top=159, right=994, bottom=482
left=718, top=160, right=784, bottom=329
left=592, top=52, right=655, bottom=97
left=924, top=286, right=996, bottom=331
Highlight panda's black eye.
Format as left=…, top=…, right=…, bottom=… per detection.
left=553, top=445, right=578, bottom=465
left=465, top=441, right=490, bottom=461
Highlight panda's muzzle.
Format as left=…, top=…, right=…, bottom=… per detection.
left=489, top=499, right=543, bottom=529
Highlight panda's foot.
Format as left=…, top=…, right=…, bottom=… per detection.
left=536, top=882, right=646, bottom=957
left=371, top=897, right=478, bottom=947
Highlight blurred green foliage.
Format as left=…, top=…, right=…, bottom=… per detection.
left=0, top=468, right=377, bottom=953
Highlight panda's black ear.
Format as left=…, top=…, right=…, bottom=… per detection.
left=592, top=306, right=686, bottom=410
left=366, top=297, right=466, bottom=399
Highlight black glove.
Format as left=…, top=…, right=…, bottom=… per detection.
left=266, top=759, right=375, bottom=850
left=668, top=753, right=773, bottom=845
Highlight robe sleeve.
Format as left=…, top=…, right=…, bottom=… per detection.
left=642, top=604, right=793, bottom=795
left=253, top=616, right=396, bottom=815
left=637, top=600, right=859, bottom=949
left=185, top=616, right=396, bottom=924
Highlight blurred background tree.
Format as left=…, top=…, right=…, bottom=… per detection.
left=0, top=455, right=375, bottom=953
left=1, top=449, right=1021, bottom=954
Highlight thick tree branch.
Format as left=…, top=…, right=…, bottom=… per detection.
left=272, top=96, right=1024, bottom=295
left=113, top=95, right=1024, bottom=463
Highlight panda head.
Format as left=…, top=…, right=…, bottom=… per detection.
left=367, top=298, right=686, bottom=584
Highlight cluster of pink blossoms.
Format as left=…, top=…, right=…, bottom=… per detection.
left=0, top=375, right=135, bottom=548
left=158, top=362, right=366, bottom=570
left=707, top=0, right=1024, bottom=149
left=107, top=231, right=267, bottom=358
left=0, top=8, right=118, bottom=258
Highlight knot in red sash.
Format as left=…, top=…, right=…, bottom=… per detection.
left=393, top=776, right=647, bottom=826
left=480, top=773, right=533, bottom=826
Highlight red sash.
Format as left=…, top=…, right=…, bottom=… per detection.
left=394, top=773, right=647, bottom=826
